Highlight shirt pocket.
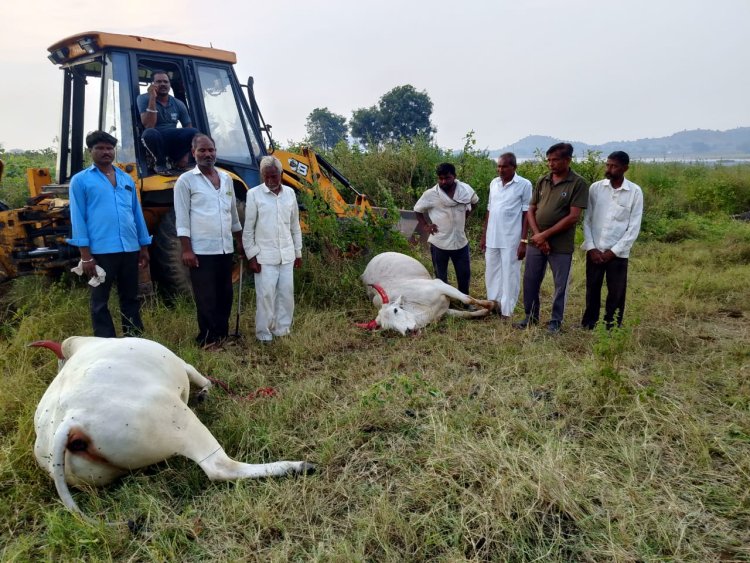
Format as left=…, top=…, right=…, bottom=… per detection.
left=115, top=189, right=135, bottom=220
left=219, top=190, right=233, bottom=214
left=611, top=201, right=631, bottom=222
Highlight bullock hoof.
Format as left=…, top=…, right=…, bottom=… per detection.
left=127, top=516, right=149, bottom=535
left=196, top=388, right=210, bottom=403
left=296, top=461, right=316, bottom=476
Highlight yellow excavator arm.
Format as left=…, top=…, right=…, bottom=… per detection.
left=271, top=146, right=373, bottom=219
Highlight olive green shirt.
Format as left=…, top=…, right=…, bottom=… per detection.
left=530, top=170, right=589, bottom=253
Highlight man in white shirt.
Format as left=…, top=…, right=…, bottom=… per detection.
left=243, top=156, right=303, bottom=342
left=174, top=134, right=243, bottom=349
left=480, top=153, right=532, bottom=319
left=414, top=162, right=478, bottom=295
left=581, top=151, right=643, bottom=329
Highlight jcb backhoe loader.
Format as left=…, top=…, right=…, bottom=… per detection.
left=0, top=31, right=417, bottom=291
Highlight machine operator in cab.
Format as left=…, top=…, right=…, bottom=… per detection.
left=137, top=71, right=199, bottom=175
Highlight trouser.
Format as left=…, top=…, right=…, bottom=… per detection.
left=90, top=251, right=143, bottom=338
left=581, top=254, right=629, bottom=329
left=254, top=261, right=295, bottom=341
left=189, top=253, right=234, bottom=345
left=522, top=246, right=573, bottom=324
left=430, top=243, right=471, bottom=295
left=141, top=127, right=198, bottom=167
left=485, top=247, right=522, bottom=316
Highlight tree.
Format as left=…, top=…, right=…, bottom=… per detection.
left=349, top=106, right=386, bottom=145
left=305, top=107, right=348, bottom=151
left=350, top=85, right=435, bottom=145
left=378, top=85, right=434, bottom=142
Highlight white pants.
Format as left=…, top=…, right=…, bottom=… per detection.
left=485, top=247, right=522, bottom=317
left=254, top=262, right=294, bottom=341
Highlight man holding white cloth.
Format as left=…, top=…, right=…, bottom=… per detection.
left=243, top=156, right=303, bottom=342
left=480, top=153, right=532, bottom=319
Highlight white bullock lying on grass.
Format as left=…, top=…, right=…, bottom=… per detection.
left=31, top=336, right=313, bottom=516
left=357, top=252, right=496, bottom=334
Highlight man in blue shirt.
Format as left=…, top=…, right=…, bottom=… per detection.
left=137, top=71, right=198, bottom=175
left=68, top=131, right=152, bottom=337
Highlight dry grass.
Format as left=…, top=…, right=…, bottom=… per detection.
left=1, top=223, right=749, bottom=561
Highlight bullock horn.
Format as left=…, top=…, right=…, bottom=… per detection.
left=28, top=340, right=64, bottom=359
left=370, top=283, right=389, bottom=304
left=354, top=320, right=379, bottom=331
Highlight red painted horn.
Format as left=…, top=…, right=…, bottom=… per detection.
left=354, top=319, right=379, bottom=331
left=370, top=283, right=389, bottom=304
left=28, top=340, right=64, bottom=359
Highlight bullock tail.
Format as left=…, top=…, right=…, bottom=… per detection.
left=51, top=419, right=133, bottom=527
left=51, top=417, right=83, bottom=515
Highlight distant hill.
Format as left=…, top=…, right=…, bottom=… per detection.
left=490, top=127, right=750, bottom=160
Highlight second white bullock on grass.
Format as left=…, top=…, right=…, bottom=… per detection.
left=358, top=252, right=496, bottom=334
left=31, top=336, right=313, bottom=516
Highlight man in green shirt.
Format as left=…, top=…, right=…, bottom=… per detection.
left=514, top=143, right=589, bottom=333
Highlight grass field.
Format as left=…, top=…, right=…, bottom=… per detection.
left=1, top=213, right=749, bottom=561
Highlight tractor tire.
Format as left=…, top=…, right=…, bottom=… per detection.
left=151, top=209, right=193, bottom=296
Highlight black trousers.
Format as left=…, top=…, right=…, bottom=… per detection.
left=141, top=127, right=199, bottom=167
left=430, top=243, right=471, bottom=295
left=581, top=254, right=629, bottom=329
left=90, top=251, right=143, bottom=338
left=189, top=253, right=234, bottom=345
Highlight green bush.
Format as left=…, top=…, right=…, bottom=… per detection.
left=295, top=188, right=411, bottom=308
left=0, top=148, right=57, bottom=207
left=327, top=137, right=451, bottom=209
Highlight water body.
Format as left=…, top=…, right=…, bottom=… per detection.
left=514, top=156, right=750, bottom=166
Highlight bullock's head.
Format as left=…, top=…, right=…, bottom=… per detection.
left=356, top=284, right=419, bottom=335
left=375, top=295, right=419, bottom=335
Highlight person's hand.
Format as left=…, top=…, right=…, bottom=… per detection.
left=530, top=232, right=546, bottom=247
left=538, top=240, right=551, bottom=255
left=587, top=249, right=604, bottom=264
left=147, top=83, right=157, bottom=99
left=138, top=248, right=150, bottom=269
left=294, top=257, right=302, bottom=269
left=82, top=258, right=98, bottom=278
left=426, top=223, right=438, bottom=234
left=182, top=250, right=199, bottom=268
left=248, top=256, right=261, bottom=273
left=517, top=241, right=527, bottom=260
left=480, top=235, right=486, bottom=252
left=601, top=250, right=616, bottom=263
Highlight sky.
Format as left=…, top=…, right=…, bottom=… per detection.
left=2, top=0, right=749, bottom=151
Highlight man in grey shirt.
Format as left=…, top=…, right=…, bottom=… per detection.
left=137, top=71, right=199, bottom=175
